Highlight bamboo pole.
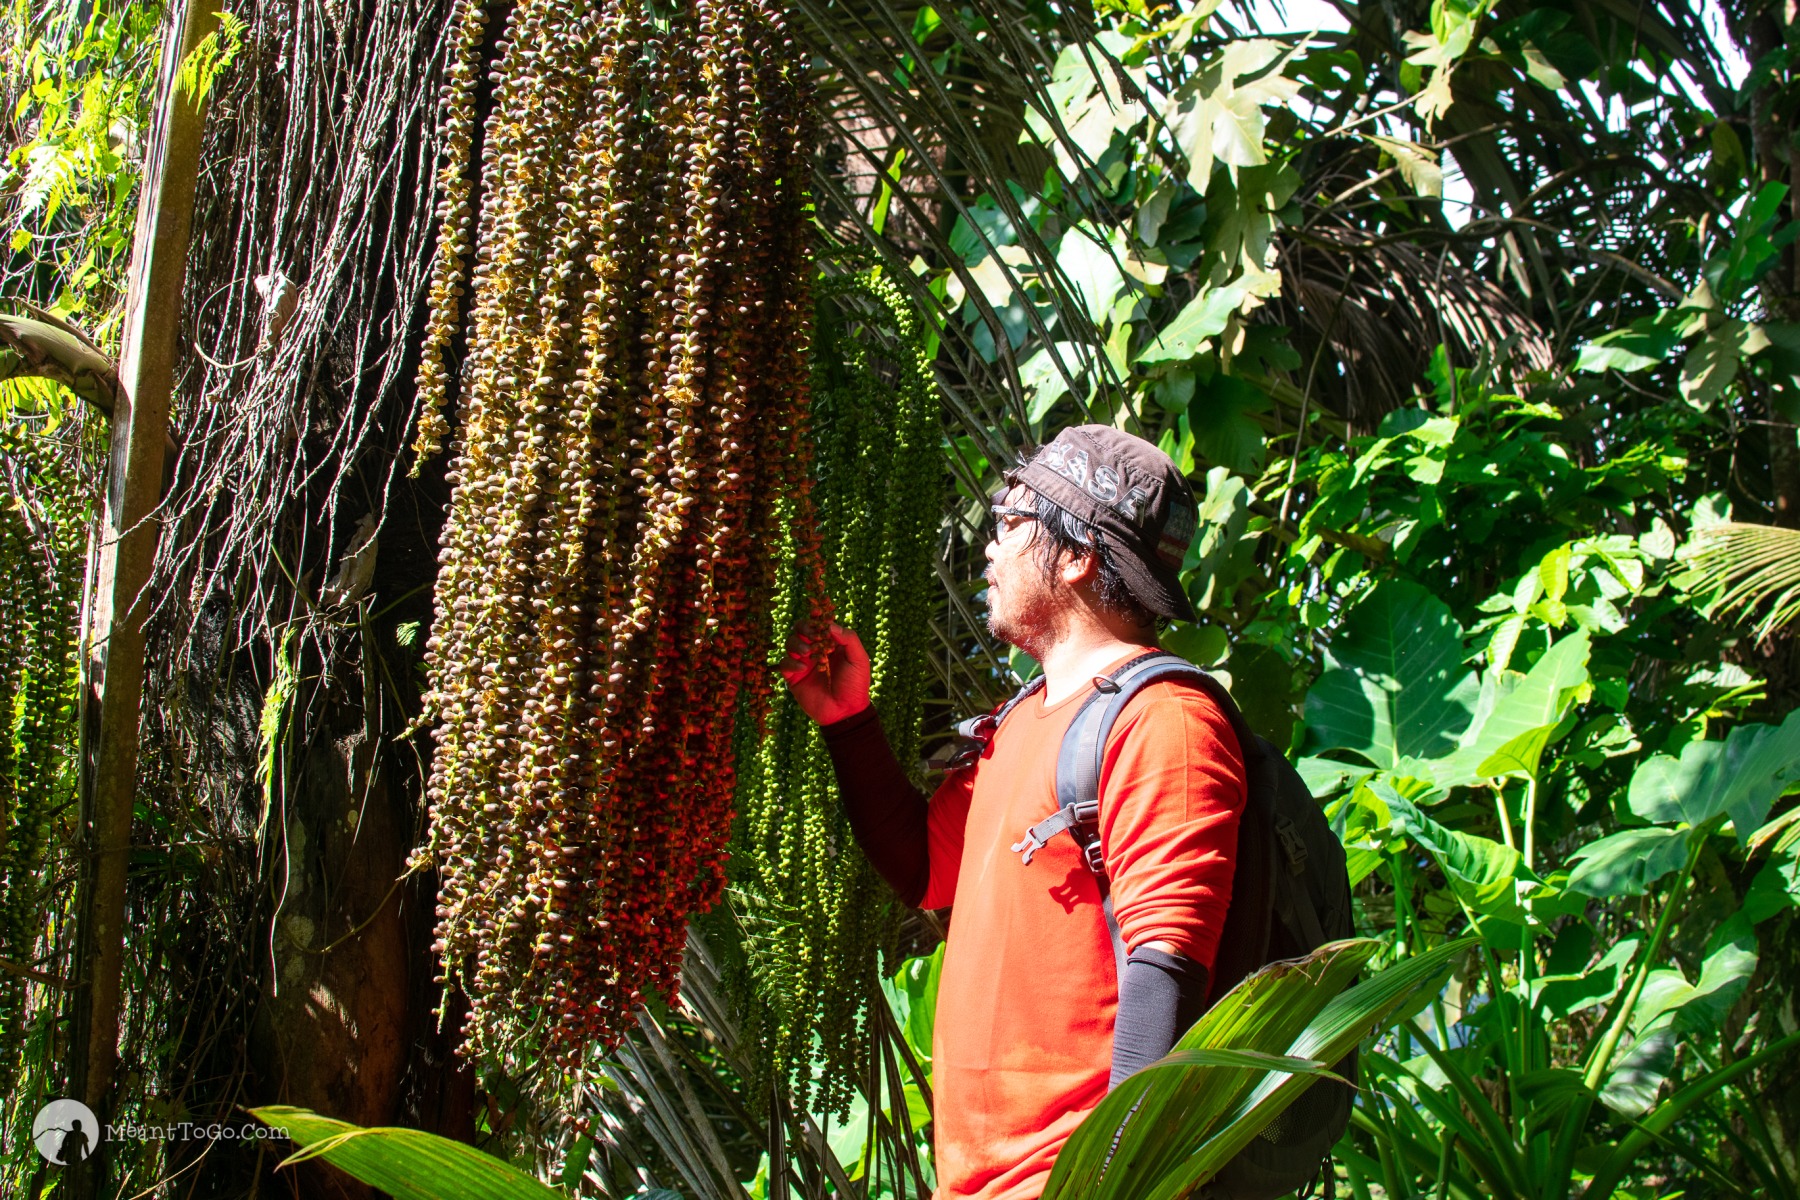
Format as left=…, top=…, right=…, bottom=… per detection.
left=67, top=0, right=220, bottom=1180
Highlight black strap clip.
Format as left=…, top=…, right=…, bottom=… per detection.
left=1276, top=814, right=1309, bottom=875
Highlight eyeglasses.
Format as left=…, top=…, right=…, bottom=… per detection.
left=989, top=504, right=1038, bottom=541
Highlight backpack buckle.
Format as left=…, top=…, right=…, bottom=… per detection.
left=929, top=712, right=999, bottom=771
left=1079, top=840, right=1106, bottom=874
left=1011, top=809, right=1075, bottom=865
left=1276, top=814, right=1309, bottom=875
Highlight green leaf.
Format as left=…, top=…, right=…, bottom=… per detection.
left=1628, top=946, right=1752, bottom=1040
left=249, top=1107, right=561, bottom=1200
left=1057, top=223, right=1131, bottom=323
left=1024, top=35, right=1149, bottom=180
left=1163, top=40, right=1299, bottom=189
left=1140, top=284, right=1246, bottom=363
left=1584, top=1029, right=1800, bottom=1199
left=1019, top=341, right=1085, bottom=423
left=1296, top=756, right=1371, bottom=798
left=1371, top=780, right=1530, bottom=923
left=1366, top=134, right=1443, bottom=197
left=1043, top=940, right=1380, bottom=1199
left=1566, top=827, right=1691, bottom=898
left=1535, top=936, right=1640, bottom=1019
left=1626, top=709, right=1800, bottom=842
left=1163, top=621, right=1229, bottom=667
left=1185, top=376, right=1267, bottom=474
left=1597, top=1025, right=1677, bottom=1117
left=1303, top=581, right=1478, bottom=769
left=1680, top=319, right=1767, bottom=409
left=1134, top=939, right=1474, bottom=1200
left=1434, top=632, right=1590, bottom=786
left=1573, top=323, right=1682, bottom=373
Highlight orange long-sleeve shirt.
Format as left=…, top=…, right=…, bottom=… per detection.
left=921, top=661, right=1246, bottom=1200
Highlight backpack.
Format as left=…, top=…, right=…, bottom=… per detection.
left=944, top=650, right=1356, bottom=1200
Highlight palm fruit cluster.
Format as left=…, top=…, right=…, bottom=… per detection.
left=731, top=269, right=941, bottom=1114
left=414, top=0, right=825, bottom=1063
left=0, top=456, right=82, bottom=1096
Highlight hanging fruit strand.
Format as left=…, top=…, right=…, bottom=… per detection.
left=729, top=267, right=942, bottom=1115
left=417, top=0, right=822, bottom=1065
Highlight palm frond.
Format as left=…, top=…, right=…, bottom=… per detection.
left=1269, top=221, right=1554, bottom=428
left=1682, top=522, right=1800, bottom=643
left=577, top=927, right=935, bottom=1199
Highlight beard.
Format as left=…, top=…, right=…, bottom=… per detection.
left=983, top=564, right=1066, bottom=658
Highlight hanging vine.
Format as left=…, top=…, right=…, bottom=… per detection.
left=416, top=0, right=826, bottom=1064
left=729, top=268, right=941, bottom=1114
left=0, top=403, right=85, bottom=1100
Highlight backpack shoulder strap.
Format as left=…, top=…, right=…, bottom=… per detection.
left=930, top=673, right=1045, bottom=771
left=1009, top=651, right=1249, bottom=873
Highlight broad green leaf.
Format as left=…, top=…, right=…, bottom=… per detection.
left=881, top=944, right=942, bottom=1072
left=1409, top=62, right=1454, bottom=126
left=1476, top=726, right=1557, bottom=780
left=1371, top=781, right=1530, bottom=923
left=1597, top=1025, right=1677, bottom=1117
left=1185, top=376, right=1267, bottom=474
left=1626, top=923, right=1756, bottom=1041
left=250, top=1107, right=560, bottom=1200
left=1626, top=708, right=1800, bottom=842
left=1186, top=466, right=1255, bottom=611
left=1535, top=935, right=1639, bottom=1019
left=1432, top=631, right=1589, bottom=786
left=1486, top=613, right=1526, bottom=673
left=1566, top=827, right=1690, bottom=897
left=1303, top=581, right=1478, bottom=769
left=1163, top=40, right=1297, bottom=189
left=1140, top=284, right=1246, bottom=362
left=1058, top=223, right=1130, bottom=323
left=1163, top=621, right=1229, bottom=667
left=1296, top=756, right=1371, bottom=797
left=1020, top=341, right=1086, bottom=423
left=1367, top=134, right=1443, bottom=197
left=1573, top=324, right=1682, bottom=373
left=1680, top=318, right=1768, bottom=409
left=1024, top=35, right=1148, bottom=180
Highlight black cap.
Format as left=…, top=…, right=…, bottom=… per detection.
left=1005, top=425, right=1198, bottom=621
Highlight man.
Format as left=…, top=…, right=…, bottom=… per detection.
left=780, top=425, right=1246, bottom=1200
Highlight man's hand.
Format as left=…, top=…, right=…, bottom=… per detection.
left=778, top=622, right=873, bottom=726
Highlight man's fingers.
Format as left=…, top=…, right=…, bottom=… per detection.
left=829, top=623, right=871, bottom=667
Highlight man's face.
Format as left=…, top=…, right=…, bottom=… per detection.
left=983, top=484, right=1063, bottom=654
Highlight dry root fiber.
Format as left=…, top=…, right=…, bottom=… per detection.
left=416, top=0, right=823, bottom=1064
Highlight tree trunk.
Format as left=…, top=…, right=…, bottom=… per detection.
left=66, top=4, right=219, bottom=1195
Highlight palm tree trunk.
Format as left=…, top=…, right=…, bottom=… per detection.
left=66, top=3, right=220, bottom=1195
